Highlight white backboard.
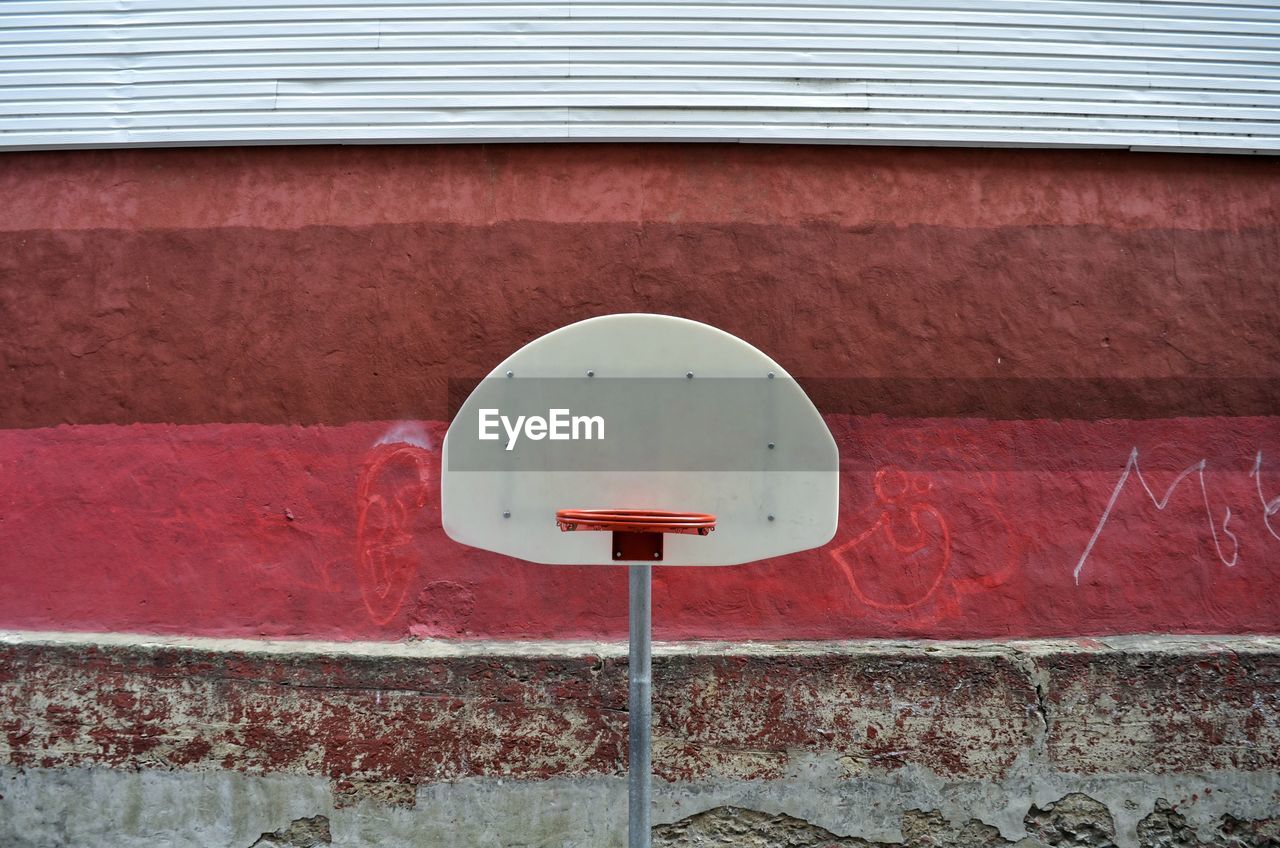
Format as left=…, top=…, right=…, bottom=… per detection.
left=440, top=314, right=838, bottom=565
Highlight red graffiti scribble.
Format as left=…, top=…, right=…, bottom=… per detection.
left=833, top=466, right=952, bottom=610
left=830, top=426, right=1025, bottom=620
left=355, top=442, right=435, bottom=625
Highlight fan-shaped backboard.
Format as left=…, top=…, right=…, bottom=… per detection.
left=440, top=314, right=838, bottom=565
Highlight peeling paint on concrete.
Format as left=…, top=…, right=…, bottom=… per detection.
left=249, top=815, right=332, bottom=848
left=654, top=797, right=1280, bottom=848
left=2, top=767, right=1278, bottom=848
left=2, top=633, right=1279, bottom=847
left=654, top=766, right=1280, bottom=847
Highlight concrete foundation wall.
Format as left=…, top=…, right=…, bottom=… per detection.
left=3, top=632, right=1279, bottom=847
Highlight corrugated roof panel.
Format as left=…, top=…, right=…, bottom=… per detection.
left=1, top=0, right=1278, bottom=152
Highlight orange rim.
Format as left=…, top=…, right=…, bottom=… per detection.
left=556, top=508, right=717, bottom=535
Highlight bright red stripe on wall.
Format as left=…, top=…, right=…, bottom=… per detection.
left=2, top=417, right=1277, bottom=641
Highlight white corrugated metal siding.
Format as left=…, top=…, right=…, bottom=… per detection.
left=3, top=0, right=1279, bottom=152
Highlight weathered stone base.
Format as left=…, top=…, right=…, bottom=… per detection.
left=3, top=766, right=1277, bottom=848
left=2, top=633, right=1278, bottom=847
left=655, top=797, right=1280, bottom=848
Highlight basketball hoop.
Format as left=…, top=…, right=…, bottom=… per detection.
left=556, top=509, right=715, bottom=561
left=441, top=314, right=839, bottom=848
left=556, top=509, right=715, bottom=534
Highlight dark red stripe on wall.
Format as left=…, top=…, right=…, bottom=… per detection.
left=1, top=222, right=1276, bottom=427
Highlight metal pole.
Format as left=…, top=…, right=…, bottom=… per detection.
left=628, top=563, right=652, bottom=848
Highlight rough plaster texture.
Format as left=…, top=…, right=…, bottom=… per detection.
left=3, top=221, right=1277, bottom=427
left=2, top=633, right=1279, bottom=847
left=1, top=144, right=1277, bottom=429
left=652, top=797, right=1280, bottom=848
left=2, top=416, right=1279, bottom=642
left=4, top=766, right=1279, bottom=848
left=1, top=144, right=1277, bottom=643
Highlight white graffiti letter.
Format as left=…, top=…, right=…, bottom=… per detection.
left=1074, top=448, right=1239, bottom=585
left=1250, top=451, right=1280, bottom=543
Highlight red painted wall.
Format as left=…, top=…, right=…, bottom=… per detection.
left=1, top=144, right=1277, bottom=640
